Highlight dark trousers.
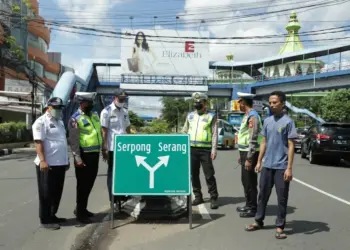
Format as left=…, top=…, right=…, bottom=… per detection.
left=255, top=167, right=290, bottom=229
left=107, top=151, right=127, bottom=203
left=75, top=152, right=99, bottom=217
left=35, top=164, right=66, bottom=224
left=239, top=151, right=258, bottom=210
left=191, top=147, right=219, bottom=200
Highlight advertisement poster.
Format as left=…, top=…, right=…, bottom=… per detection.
left=120, top=29, right=210, bottom=77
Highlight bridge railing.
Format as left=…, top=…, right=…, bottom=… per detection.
left=98, top=74, right=208, bottom=86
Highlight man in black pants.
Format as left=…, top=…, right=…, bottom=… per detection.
left=68, top=92, right=102, bottom=224
left=236, top=92, right=263, bottom=218
left=182, top=92, right=219, bottom=209
left=100, top=89, right=131, bottom=209
left=32, top=97, right=68, bottom=230
left=245, top=91, right=297, bottom=240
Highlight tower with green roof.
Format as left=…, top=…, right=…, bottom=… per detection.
left=264, top=11, right=324, bottom=78
left=279, top=10, right=304, bottom=55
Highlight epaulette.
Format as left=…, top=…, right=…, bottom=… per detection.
left=105, top=105, right=111, bottom=111
left=72, top=111, right=81, bottom=120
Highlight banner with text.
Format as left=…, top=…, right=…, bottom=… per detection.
left=120, top=29, right=210, bottom=77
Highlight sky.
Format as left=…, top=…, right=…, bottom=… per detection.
left=38, top=0, right=350, bottom=116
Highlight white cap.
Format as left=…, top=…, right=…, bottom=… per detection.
left=75, top=92, right=97, bottom=102
left=237, top=92, right=256, bottom=99
left=192, top=92, right=208, bottom=102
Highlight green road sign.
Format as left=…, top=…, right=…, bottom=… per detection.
left=112, top=134, right=191, bottom=196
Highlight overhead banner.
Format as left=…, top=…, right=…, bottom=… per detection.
left=120, top=29, right=210, bottom=77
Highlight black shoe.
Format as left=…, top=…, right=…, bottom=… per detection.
left=76, top=217, right=92, bottom=224
left=210, top=198, right=219, bottom=209
left=52, top=216, right=67, bottom=223
left=41, top=223, right=60, bottom=230
left=74, top=209, right=94, bottom=218
left=239, top=209, right=256, bottom=218
left=192, top=197, right=204, bottom=206
left=85, top=210, right=95, bottom=218
left=236, top=206, right=249, bottom=212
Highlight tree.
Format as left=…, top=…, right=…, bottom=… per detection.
left=139, top=119, right=170, bottom=134
left=286, top=96, right=323, bottom=115
left=161, top=97, right=192, bottom=131
left=320, top=89, right=350, bottom=122
left=128, top=110, right=144, bottom=128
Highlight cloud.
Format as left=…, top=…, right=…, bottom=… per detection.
left=182, top=0, right=350, bottom=62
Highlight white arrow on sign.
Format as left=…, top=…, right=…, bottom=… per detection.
left=135, top=155, right=170, bottom=189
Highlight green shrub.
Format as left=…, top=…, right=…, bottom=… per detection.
left=0, top=121, right=32, bottom=144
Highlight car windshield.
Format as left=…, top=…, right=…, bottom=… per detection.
left=296, top=128, right=307, bottom=134
left=321, top=124, right=350, bottom=135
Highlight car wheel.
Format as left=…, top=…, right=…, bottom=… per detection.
left=301, top=146, right=307, bottom=158
left=309, top=148, right=317, bottom=164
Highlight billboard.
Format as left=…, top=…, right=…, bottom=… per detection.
left=120, top=29, right=210, bottom=77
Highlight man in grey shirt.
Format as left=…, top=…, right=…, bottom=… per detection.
left=245, top=91, right=297, bottom=240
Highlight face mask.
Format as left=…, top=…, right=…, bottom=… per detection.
left=114, top=102, right=124, bottom=108
left=50, top=109, right=62, bottom=119
left=194, top=103, right=203, bottom=110
left=83, top=105, right=93, bottom=113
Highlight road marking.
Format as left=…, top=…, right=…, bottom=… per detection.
left=191, top=192, right=212, bottom=220
left=294, top=178, right=350, bottom=206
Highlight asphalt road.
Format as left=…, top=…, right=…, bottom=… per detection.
left=98, top=149, right=350, bottom=250
left=0, top=152, right=111, bottom=250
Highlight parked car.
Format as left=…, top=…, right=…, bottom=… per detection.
left=218, top=119, right=236, bottom=149
left=295, top=127, right=309, bottom=152
left=300, top=122, right=350, bottom=164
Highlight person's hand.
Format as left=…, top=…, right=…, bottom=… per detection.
left=211, top=152, right=217, bottom=160
left=245, top=160, right=252, bottom=170
left=75, top=161, right=85, bottom=168
left=255, top=162, right=262, bottom=173
left=40, top=161, right=50, bottom=172
left=284, top=168, right=293, bottom=182
left=102, top=150, right=108, bottom=162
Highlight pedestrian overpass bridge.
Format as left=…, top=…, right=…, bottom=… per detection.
left=51, top=41, right=350, bottom=125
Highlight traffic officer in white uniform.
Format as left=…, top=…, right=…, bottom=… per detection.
left=100, top=88, right=131, bottom=208
left=32, top=97, right=69, bottom=230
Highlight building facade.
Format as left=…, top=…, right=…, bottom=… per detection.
left=0, top=0, right=74, bottom=122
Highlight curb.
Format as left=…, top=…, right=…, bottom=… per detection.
left=0, top=149, right=13, bottom=156
left=0, top=147, right=36, bottom=157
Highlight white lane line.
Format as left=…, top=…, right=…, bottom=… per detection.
left=294, top=178, right=350, bottom=206
left=191, top=192, right=212, bottom=220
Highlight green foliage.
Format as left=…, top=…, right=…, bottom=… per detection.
left=320, top=89, right=350, bottom=122
left=0, top=122, right=32, bottom=143
left=12, top=4, right=21, bottom=13
left=4, top=35, right=25, bottom=62
left=161, top=97, right=192, bottom=129
left=128, top=110, right=144, bottom=128
left=286, top=96, right=323, bottom=115
left=139, top=119, right=170, bottom=134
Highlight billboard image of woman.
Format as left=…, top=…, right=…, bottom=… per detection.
left=127, top=31, right=157, bottom=74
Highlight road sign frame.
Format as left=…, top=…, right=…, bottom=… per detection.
left=112, top=134, right=191, bottom=196
left=110, top=133, right=192, bottom=229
